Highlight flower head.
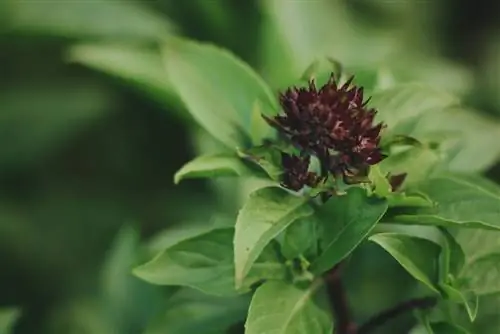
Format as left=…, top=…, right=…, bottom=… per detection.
left=280, top=153, right=320, bottom=191
left=265, top=73, right=386, bottom=187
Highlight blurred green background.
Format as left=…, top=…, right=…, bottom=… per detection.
left=0, top=0, right=499, bottom=333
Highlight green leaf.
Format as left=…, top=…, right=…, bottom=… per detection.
left=174, top=154, right=251, bottom=184
left=405, top=108, right=500, bottom=172
left=379, top=145, right=441, bottom=185
left=387, top=192, right=434, bottom=208
left=6, top=0, right=174, bottom=40
left=461, top=253, right=500, bottom=295
left=368, top=165, right=391, bottom=198
left=369, top=233, right=441, bottom=293
left=311, top=188, right=388, bottom=274
left=429, top=322, right=469, bottom=334
left=134, top=228, right=287, bottom=296
left=145, top=289, right=250, bottom=334
left=163, top=39, right=278, bottom=148
left=68, top=44, right=184, bottom=116
left=395, top=174, right=500, bottom=230
left=237, top=145, right=284, bottom=181
left=440, top=284, right=478, bottom=321
left=0, top=309, right=20, bottom=334
left=438, top=228, right=465, bottom=283
left=371, top=84, right=459, bottom=133
left=234, top=187, right=313, bottom=288
left=245, top=280, right=333, bottom=334
left=280, top=216, right=319, bottom=261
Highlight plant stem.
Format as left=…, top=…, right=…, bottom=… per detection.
left=357, top=297, right=437, bottom=334
left=324, top=263, right=357, bottom=334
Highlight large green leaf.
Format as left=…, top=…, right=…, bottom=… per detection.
left=6, top=0, right=173, bottom=40
left=438, top=228, right=465, bottom=283
left=406, top=108, right=500, bottom=172
left=440, top=285, right=478, bottom=321
left=369, top=233, right=441, bottom=293
left=0, top=309, right=20, bottom=334
left=370, top=84, right=458, bottom=133
left=134, top=228, right=287, bottom=296
left=311, top=188, right=388, bottom=274
left=234, top=187, right=313, bottom=288
left=145, top=289, right=250, bottom=334
left=395, top=174, right=500, bottom=230
left=68, top=44, right=184, bottom=115
left=460, top=253, right=500, bottom=296
left=163, top=39, right=278, bottom=148
left=245, top=280, right=333, bottom=334
left=280, top=216, right=319, bottom=261
left=174, top=154, right=252, bottom=184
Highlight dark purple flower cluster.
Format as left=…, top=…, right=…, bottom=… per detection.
left=265, top=74, right=387, bottom=192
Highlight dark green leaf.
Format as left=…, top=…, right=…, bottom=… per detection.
left=68, top=44, right=184, bottom=116
left=174, top=154, right=251, bottom=184
left=134, top=228, right=287, bottom=296
left=395, top=174, right=500, bottom=230
left=234, top=187, right=313, bottom=288
left=245, top=280, right=333, bottom=334
left=369, top=233, right=441, bottom=293
left=145, top=289, right=250, bottom=334
left=429, top=322, right=469, bottom=334
left=311, top=188, right=388, bottom=274
left=163, top=39, right=278, bottom=148
left=280, top=216, right=319, bottom=261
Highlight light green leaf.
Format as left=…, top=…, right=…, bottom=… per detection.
left=145, top=289, right=250, bottom=334
left=379, top=145, right=441, bottom=185
left=395, top=174, right=500, bottom=230
left=0, top=309, right=20, bottom=334
left=234, top=187, right=313, bottom=288
left=68, top=44, right=184, bottom=115
left=369, top=165, right=391, bottom=198
left=311, top=188, right=388, bottom=274
left=406, top=108, right=500, bottom=172
left=440, top=284, right=478, bottom=321
left=438, top=228, right=465, bottom=283
left=6, top=0, right=174, bottom=40
left=134, top=228, right=287, bottom=296
left=245, top=280, right=333, bottom=334
left=371, top=84, right=458, bottom=133
left=237, top=145, right=284, bottom=181
left=369, top=233, right=441, bottom=293
left=163, top=39, right=278, bottom=148
left=174, top=154, right=251, bottom=184
left=387, top=192, right=434, bottom=208
left=460, top=253, right=500, bottom=296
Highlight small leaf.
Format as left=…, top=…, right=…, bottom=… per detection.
left=245, top=280, right=333, bottom=334
left=369, top=233, right=441, bottom=294
left=0, top=308, right=20, bottom=334
left=238, top=145, right=284, bottom=181
left=174, top=154, right=251, bottom=184
left=280, top=216, right=319, bottom=261
left=134, top=228, right=287, bottom=296
left=145, top=289, right=250, bottom=334
left=395, top=174, right=500, bottom=230
left=311, top=187, right=388, bottom=274
left=460, top=253, right=500, bottom=295
left=163, top=39, right=278, bottom=148
left=234, top=187, right=313, bottom=288
left=368, top=165, right=391, bottom=198
left=440, top=284, right=478, bottom=321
